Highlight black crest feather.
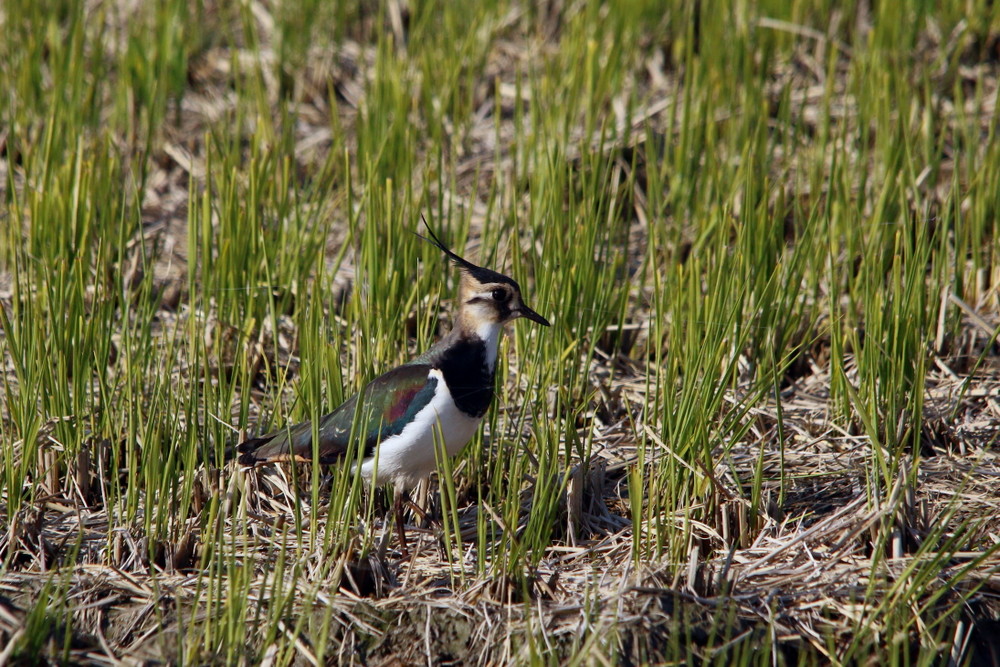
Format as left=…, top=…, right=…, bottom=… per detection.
left=416, top=216, right=517, bottom=287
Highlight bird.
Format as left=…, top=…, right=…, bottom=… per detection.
left=237, top=221, right=550, bottom=553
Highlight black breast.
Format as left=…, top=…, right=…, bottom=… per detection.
left=434, top=338, right=495, bottom=417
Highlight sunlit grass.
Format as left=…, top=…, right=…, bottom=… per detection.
left=2, top=0, right=999, bottom=664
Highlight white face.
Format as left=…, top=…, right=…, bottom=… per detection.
left=459, top=273, right=550, bottom=328
left=465, top=283, right=518, bottom=325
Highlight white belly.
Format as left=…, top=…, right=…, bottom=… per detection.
left=358, top=369, right=483, bottom=489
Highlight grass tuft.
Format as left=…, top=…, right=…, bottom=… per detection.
left=2, top=1, right=999, bottom=664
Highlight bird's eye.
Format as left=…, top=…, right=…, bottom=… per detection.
left=491, top=288, right=508, bottom=302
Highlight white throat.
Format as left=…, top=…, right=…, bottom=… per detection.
left=476, top=320, right=503, bottom=372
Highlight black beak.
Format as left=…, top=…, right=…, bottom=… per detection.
left=517, top=303, right=550, bottom=326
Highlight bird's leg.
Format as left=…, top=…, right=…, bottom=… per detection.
left=393, top=488, right=409, bottom=557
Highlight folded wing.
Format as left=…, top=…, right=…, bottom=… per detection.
left=237, top=363, right=437, bottom=466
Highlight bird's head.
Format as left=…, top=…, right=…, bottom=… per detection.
left=457, top=269, right=549, bottom=328
left=417, top=220, right=550, bottom=330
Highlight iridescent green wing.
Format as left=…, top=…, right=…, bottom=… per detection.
left=237, top=364, right=437, bottom=465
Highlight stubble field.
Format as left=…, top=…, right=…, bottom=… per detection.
left=2, top=1, right=1000, bottom=664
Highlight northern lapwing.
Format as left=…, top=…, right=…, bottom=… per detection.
left=237, top=221, right=550, bottom=553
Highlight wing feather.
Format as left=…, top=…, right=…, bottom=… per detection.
left=237, top=364, right=437, bottom=466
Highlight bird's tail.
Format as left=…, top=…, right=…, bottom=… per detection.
left=236, top=433, right=286, bottom=466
